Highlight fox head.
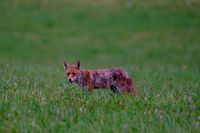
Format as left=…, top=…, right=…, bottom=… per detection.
left=63, top=61, right=81, bottom=83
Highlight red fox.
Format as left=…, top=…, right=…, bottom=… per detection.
left=63, top=61, right=137, bottom=96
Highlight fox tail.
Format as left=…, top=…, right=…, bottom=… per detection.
left=128, top=78, right=137, bottom=96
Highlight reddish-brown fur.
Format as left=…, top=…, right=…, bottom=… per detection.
left=63, top=61, right=137, bottom=96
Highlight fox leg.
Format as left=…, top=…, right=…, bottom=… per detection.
left=87, top=84, right=94, bottom=94
left=111, top=83, right=123, bottom=93
left=110, top=85, right=120, bottom=93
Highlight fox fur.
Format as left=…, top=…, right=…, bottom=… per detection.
left=63, top=61, right=137, bottom=96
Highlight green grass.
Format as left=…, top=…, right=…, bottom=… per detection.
left=0, top=0, right=200, bottom=132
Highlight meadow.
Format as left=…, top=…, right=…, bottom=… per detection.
left=0, top=0, right=200, bottom=132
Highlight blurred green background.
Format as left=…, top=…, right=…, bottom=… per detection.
left=0, top=0, right=199, bottom=69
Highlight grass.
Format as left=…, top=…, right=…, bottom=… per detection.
left=0, top=0, right=200, bottom=132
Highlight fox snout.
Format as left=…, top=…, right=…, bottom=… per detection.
left=68, top=78, right=73, bottom=83
left=68, top=76, right=77, bottom=83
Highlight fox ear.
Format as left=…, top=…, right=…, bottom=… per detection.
left=63, top=61, right=68, bottom=70
left=77, top=60, right=80, bottom=69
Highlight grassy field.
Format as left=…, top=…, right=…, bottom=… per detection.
left=0, top=0, right=200, bottom=132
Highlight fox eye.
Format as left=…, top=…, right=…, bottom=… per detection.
left=67, top=72, right=76, bottom=76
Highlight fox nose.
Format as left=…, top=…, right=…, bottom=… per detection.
left=69, top=78, right=73, bottom=83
